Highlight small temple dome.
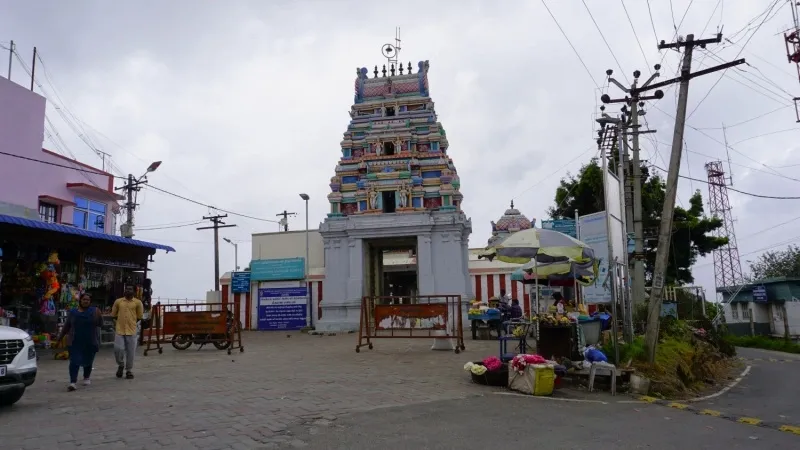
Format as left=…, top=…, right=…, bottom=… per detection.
left=488, top=201, right=534, bottom=247
left=494, top=200, right=532, bottom=232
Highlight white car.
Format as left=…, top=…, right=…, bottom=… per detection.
left=0, top=325, right=37, bottom=407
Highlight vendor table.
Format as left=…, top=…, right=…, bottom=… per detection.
left=468, top=313, right=502, bottom=340
left=537, top=323, right=582, bottom=361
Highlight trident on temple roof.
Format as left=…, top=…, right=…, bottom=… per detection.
left=381, top=27, right=402, bottom=71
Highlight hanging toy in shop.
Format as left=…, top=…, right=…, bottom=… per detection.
left=38, top=252, right=61, bottom=316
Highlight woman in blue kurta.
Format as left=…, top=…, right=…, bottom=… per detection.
left=56, top=293, right=102, bottom=391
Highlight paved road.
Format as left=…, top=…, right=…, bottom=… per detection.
left=280, top=394, right=797, bottom=449
left=691, top=347, right=800, bottom=425
left=1, top=334, right=797, bottom=449
left=0, top=332, right=499, bottom=449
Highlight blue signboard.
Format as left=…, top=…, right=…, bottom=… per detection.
left=258, top=287, right=308, bottom=330
left=541, top=219, right=577, bottom=238
left=231, top=271, right=251, bottom=293
left=753, top=285, right=768, bottom=302
left=250, top=257, right=305, bottom=281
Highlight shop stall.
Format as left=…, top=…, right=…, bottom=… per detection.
left=0, top=214, right=174, bottom=348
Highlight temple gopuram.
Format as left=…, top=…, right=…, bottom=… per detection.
left=317, top=57, right=472, bottom=332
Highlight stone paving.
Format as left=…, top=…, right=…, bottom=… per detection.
left=0, top=332, right=498, bottom=449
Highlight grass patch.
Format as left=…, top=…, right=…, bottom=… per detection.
left=600, top=322, right=736, bottom=398
left=724, top=335, right=800, bottom=354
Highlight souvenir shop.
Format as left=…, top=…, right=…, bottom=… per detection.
left=0, top=216, right=174, bottom=345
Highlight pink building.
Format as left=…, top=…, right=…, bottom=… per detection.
left=0, top=76, right=122, bottom=232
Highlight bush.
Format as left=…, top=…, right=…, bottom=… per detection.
left=724, top=335, right=800, bottom=354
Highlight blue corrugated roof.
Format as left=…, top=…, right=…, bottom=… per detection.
left=0, top=213, right=176, bottom=253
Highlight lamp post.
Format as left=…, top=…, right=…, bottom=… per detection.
left=222, top=237, right=239, bottom=271
left=300, top=193, right=311, bottom=328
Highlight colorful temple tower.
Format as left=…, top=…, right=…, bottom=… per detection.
left=317, top=58, right=472, bottom=331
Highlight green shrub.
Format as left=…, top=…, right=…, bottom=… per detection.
left=724, top=335, right=800, bottom=354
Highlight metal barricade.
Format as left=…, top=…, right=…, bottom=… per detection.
left=356, top=295, right=465, bottom=354
left=143, top=301, right=244, bottom=356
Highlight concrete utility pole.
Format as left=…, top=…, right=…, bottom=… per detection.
left=601, top=69, right=662, bottom=309
left=276, top=210, right=297, bottom=232
left=115, top=161, right=162, bottom=238
left=198, top=214, right=237, bottom=292
left=643, top=33, right=745, bottom=363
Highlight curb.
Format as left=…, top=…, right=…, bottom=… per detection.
left=636, top=396, right=800, bottom=436
left=686, top=365, right=751, bottom=403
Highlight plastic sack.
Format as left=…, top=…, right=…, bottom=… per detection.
left=584, top=346, right=608, bottom=363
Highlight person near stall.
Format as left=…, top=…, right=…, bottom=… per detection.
left=509, top=299, right=523, bottom=319
left=55, top=294, right=103, bottom=391
left=548, top=292, right=565, bottom=314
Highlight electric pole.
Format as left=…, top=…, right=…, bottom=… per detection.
left=642, top=33, right=745, bottom=363
left=198, top=214, right=237, bottom=292
left=276, top=210, right=297, bottom=232
left=601, top=68, right=662, bottom=310
left=116, top=174, right=146, bottom=238
left=115, top=161, right=162, bottom=238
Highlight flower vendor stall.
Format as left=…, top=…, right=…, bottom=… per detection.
left=467, top=298, right=503, bottom=340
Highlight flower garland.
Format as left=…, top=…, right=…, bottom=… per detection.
left=482, top=356, right=502, bottom=372
left=510, top=354, right=546, bottom=374
left=463, top=362, right=487, bottom=375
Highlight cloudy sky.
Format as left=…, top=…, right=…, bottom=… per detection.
left=2, top=0, right=798, bottom=300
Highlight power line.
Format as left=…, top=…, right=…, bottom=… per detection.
left=649, top=163, right=800, bottom=199
left=137, top=221, right=204, bottom=231
left=687, top=0, right=782, bottom=118
left=621, top=0, right=651, bottom=70
left=540, top=0, right=600, bottom=89
left=739, top=214, right=800, bottom=241
left=513, top=145, right=596, bottom=199
left=582, top=0, right=629, bottom=84
left=143, top=184, right=281, bottom=224
left=650, top=104, right=800, bottom=184
left=0, top=150, right=120, bottom=177
left=694, top=105, right=791, bottom=130
left=695, top=233, right=800, bottom=269
left=646, top=0, right=659, bottom=46
left=697, top=48, right=794, bottom=105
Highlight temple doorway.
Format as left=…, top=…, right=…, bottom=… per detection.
left=363, top=237, right=418, bottom=305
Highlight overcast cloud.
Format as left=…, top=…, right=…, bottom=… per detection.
left=1, top=0, right=798, bottom=300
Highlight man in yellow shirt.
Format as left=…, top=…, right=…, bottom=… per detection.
left=111, top=286, right=143, bottom=379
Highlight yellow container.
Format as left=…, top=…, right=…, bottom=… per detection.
left=532, top=365, right=555, bottom=396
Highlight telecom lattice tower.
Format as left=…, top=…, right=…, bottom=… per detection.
left=705, top=161, right=744, bottom=297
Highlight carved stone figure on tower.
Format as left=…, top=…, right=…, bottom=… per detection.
left=398, top=184, right=410, bottom=208
left=369, top=187, right=380, bottom=209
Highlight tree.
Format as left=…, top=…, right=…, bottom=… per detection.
left=749, top=245, right=800, bottom=280
left=549, top=158, right=728, bottom=286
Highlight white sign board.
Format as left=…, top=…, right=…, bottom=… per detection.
left=579, top=211, right=612, bottom=304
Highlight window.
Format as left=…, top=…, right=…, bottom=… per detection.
left=382, top=191, right=396, bottom=213
left=383, top=142, right=395, bottom=156
left=741, top=305, right=752, bottom=320
left=730, top=304, right=739, bottom=320
left=39, top=202, right=58, bottom=223
left=385, top=106, right=395, bottom=117
left=73, top=196, right=107, bottom=233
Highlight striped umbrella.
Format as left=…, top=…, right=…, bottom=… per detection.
left=510, top=260, right=597, bottom=286
left=478, top=228, right=595, bottom=265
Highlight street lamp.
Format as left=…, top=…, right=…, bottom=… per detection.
left=117, top=161, right=163, bottom=238
left=223, top=237, right=239, bottom=271
left=299, top=193, right=311, bottom=328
